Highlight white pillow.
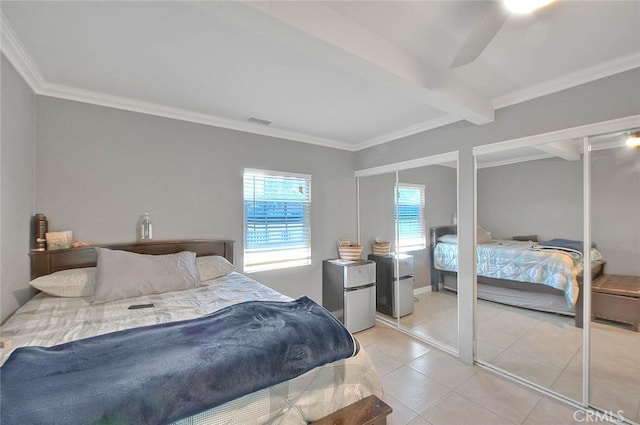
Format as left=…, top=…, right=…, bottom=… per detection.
left=92, top=248, right=201, bottom=304
left=436, top=227, right=492, bottom=244
left=29, top=267, right=96, bottom=298
left=437, top=234, right=458, bottom=244
left=477, top=226, right=492, bottom=244
left=196, top=255, right=237, bottom=281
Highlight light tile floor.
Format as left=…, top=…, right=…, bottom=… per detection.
left=366, top=290, right=640, bottom=424
left=357, top=323, right=592, bottom=424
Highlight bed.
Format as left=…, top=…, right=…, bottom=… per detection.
left=429, top=226, right=605, bottom=327
left=1, top=240, right=383, bottom=425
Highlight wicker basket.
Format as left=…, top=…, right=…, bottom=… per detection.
left=338, top=244, right=363, bottom=261
left=372, top=241, right=390, bottom=256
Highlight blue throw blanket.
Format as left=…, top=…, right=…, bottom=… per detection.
left=1, top=297, right=356, bottom=425
left=535, top=238, right=596, bottom=257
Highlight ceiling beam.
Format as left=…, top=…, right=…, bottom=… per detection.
left=189, top=1, right=494, bottom=125
left=534, top=140, right=582, bottom=161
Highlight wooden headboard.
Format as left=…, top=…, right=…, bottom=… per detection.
left=30, top=240, right=235, bottom=279
left=430, top=225, right=457, bottom=290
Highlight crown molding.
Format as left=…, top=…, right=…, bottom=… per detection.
left=492, top=52, right=640, bottom=110
left=475, top=127, right=636, bottom=168
left=0, top=13, right=45, bottom=91
left=355, top=151, right=458, bottom=177
left=474, top=115, right=640, bottom=156
left=586, top=138, right=630, bottom=152
left=476, top=152, right=555, bottom=169
left=38, top=81, right=352, bottom=150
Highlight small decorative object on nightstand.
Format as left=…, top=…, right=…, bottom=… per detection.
left=137, top=213, right=152, bottom=241
left=45, top=231, right=73, bottom=250
left=31, top=213, right=48, bottom=251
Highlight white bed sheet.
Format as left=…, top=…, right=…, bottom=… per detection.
left=434, top=239, right=590, bottom=306
left=0, top=272, right=382, bottom=424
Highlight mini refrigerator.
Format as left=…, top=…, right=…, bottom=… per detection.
left=322, top=259, right=376, bottom=333
left=368, top=254, right=414, bottom=318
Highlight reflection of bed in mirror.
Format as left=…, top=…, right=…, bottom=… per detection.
left=429, top=226, right=605, bottom=328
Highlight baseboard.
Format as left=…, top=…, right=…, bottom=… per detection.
left=414, top=286, right=432, bottom=295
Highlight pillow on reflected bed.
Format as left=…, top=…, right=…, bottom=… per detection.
left=437, top=226, right=493, bottom=244
left=196, top=255, right=237, bottom=281
left=29, top=267, right=96, bottom=297
left=92, top=248, right=200, bottom=304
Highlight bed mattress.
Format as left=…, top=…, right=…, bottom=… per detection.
left=433, top=240, right=599, bottom=306
left=0, top=272, right=382, bottom=424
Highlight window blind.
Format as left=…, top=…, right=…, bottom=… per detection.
left=395, top=184, right=426, bottom=252
left=243, top=169, right=311, bottom=272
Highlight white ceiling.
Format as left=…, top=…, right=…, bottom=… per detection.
left=1, top=1, right=639, bottom=151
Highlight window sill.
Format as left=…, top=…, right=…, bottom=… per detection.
left=244, top=259, right=311, bottom=274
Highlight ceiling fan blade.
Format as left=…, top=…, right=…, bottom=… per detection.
left=449, top=2, right=508, bottom=68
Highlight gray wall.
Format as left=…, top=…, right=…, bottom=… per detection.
left=359, top=173, right=396, bottom=256
left=478, top=158, right=583, bottom=242
left=591, top=148, right=640, bottom=275
left=1, top=55, right=37, bottom=323
left=401, top=166, right=457, bottom=289
left=477, top=152, right=640, bottom=275
left=35, top=97, right=357, bottom=305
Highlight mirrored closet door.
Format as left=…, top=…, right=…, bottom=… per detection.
left=473, top=124, right=640, bottom=424
left=397, top=165, right=458, bottom=351
left=356, top=153, right=459, bottom=353
left=474, top=142, right=584, bottom=402
left=588, top=133, right=640, bottom=423
left=358, top=172, right=398, bottom=327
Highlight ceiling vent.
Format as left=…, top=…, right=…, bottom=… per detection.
left=247, top=117, right=272, bottom=126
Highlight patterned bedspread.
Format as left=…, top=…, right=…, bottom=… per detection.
left=434, top=240, right=601, bottom=306
left=0, top=272, right=382, bottom=424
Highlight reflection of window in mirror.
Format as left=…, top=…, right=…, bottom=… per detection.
left=394, top=184, right=426, bottom=252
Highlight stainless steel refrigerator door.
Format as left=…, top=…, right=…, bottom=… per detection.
left=343, top=262, right=376, bottom=289
left=344, top=285, right=376, bottom=333
left=392, top=277, right=415, bottom=318
left=394, top=254, right=414, bottom=279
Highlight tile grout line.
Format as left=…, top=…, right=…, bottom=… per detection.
left=451, top=372, right=541, bottom=425
left=447, top=388, right=522, bottom=425
left=518, top=397, right=544, bottom=425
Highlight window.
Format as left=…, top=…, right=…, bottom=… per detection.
left=243, top=169, right=311, bottom=272
left=395, top=184, right=426, bottom=252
